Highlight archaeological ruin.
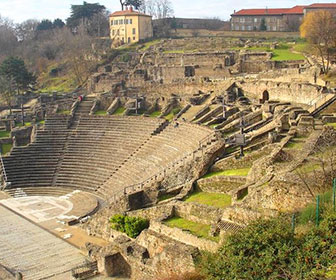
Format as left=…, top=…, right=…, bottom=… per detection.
left=0, top=36, right=336, bottom=279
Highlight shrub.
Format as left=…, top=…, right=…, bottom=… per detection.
left=198, top=210, right=336, bottom=280
left=157, top=271, right=205, bottom=280
left=110, top=214, right=149, bottom=238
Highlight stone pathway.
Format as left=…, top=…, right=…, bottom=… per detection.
left=0, top=205, right=86, bottom=280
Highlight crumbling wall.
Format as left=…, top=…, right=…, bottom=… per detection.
left=238, top=80, right=323, bottom=104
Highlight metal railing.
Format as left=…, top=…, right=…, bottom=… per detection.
left=0, top=154, right=8, bottom=190
left=108, top=131, right=223, bottom=203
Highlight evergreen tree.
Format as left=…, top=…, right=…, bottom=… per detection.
left=53, top=18, right=65, bottom=29
left=36, top=19, right=53, bottom=31
left=66, top=1, right=106, bottom=28
left=0, top=57, right=36, bottom=94
left=260, top=18, right=267, bottom=31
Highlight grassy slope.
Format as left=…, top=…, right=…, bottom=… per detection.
left=1, top=143, right=12, bottom=155
left=203, top=168, right=250, bottom=178
left=113, top=107, right=126, bottom=115
left=185, top=191, right=232, bottom=208
left=0, top=131, right=10, bottom=138
left=164, top=217, right=218, bottom=242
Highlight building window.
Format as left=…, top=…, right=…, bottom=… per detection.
left=247, top=25, right=252, bottom=31
left=240, top=17, right=245, bottom=23
left=132, top=28, right=136, bottom=35
left=128, top=37, right=131, bottom=43
left=114, top=20, right=118, bottom=25
left=130, top=19, right=133, bottom=24
left=111, top=20, right=114, bottom=25
left=254, top=18, right=258, bottom=23
left=117, top=29, right=120, bottom=35
left=273, top=26, right=277, bottom=31
left=119, top=19, right=123, bottom=24
left=112, top=30, right=115, bottom=36
left=125, top=19, right=129, bottom=24
left=133, top=36, right=136, bottom=40
left=241, top=26, right=245, bottom=31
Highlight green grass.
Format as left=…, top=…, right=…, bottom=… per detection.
left=149, top=111, right=161, bottom=118
left=0, top=131, right=10, bottom=138
left=185, top=191, right=231, bottom=208
left=1, top=143, right=12, bottom=155
left=292, top=42, right=309, bottom=53
left=163, top=50, right=186, bottom=54
left=296, top=163, right=320, bottom=174
left=203, top=168, right=250, bottom=178
left=285, top=139, right=304, bottom=149
left=57, top=110, right=70, bottom=115
left=140, top=39, right=161, bottom=51
left=326, top=123, right=336, bottom=129
left=209, top=123, right=218, bottom=128
left=15, top=122, right=32, bottom=127
left=164, top=107, right=181, bottom=121
left=112, top=107, right=126, bottom=115
left=271, top=48, right=305, bottom=61
left=158, top=193, right=175, bottom=202
left=164, top=217, right=219, bottom=242
left=232, top=44, right=305, bottom=61
left=298, top=190, right=333, bottom=225
left=94, top=110, right=107, bottom=116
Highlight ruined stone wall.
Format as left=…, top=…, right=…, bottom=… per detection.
left=127, top=204, right=173, bottom=221
left=238, top=80, right=323, bottom=104
left=174, top=201, right=223, bottom=225
left=150, top=221, right=219, bottom=252
left=197, top=176, right=246, bottom=194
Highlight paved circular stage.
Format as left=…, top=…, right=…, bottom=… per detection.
left=0, top=189, right=99, bottom=224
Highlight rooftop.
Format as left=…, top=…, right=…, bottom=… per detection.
left=231, top=3, right=336, bottom=16
left=110, top=6, right=152, bottom=17
left=306, top=3, right=336, bottom=8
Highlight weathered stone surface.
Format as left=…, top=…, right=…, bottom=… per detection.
left=197, top=175, right=246, bottom=194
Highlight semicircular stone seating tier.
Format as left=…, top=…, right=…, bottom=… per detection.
left=2, top=114, right=216, bottom=201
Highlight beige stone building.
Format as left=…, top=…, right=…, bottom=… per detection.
left=231, top=3, right=336, bottom=32
left=231, top=6, right=305, bottom=32
left=109, top=7, right=153, bottom=46
left=304, top=3, right=336, bottom=15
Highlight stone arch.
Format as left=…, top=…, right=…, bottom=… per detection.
left=261, top=90, right=269, bottom=104
left=104, top=253, right=131, bottom=277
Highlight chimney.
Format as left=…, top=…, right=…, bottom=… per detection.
left=130, top=6, right=133, bottom=12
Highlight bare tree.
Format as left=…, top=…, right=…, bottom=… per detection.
left=0, top=15, right=18, bottom=61
left=0, top=75, right=15, bottom=114
left=15, top=19, right=39, bottom=41
left=139, top=0, right=174, bottom=19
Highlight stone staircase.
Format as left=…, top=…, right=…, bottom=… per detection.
left=308, top=93, right=336, bottom=116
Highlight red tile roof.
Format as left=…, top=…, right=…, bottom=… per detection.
left=287, top=5, right=306, bottom=14
left=232, top=5, right=306, bottom=16
left=232, top=8, right=290, bottom=16
left=306, top=3, right=336, bottom=8
left=110, top=7, right=151, bottom=17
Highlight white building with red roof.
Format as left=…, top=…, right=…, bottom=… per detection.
left=231, top=3, right=336, bottom=32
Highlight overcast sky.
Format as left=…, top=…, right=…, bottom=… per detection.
left=0, top=0, right=335, bottom=23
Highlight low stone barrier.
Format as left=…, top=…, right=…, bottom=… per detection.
left=197, top=175, right=246, bottom=194
left=174, top=201, right=224, bottom=225
left=150, top=221, right=219, bottom=252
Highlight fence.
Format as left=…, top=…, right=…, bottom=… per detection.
left=292, top=178, right=336, bottom=231
left=0, top=154, right=8, bottom=190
